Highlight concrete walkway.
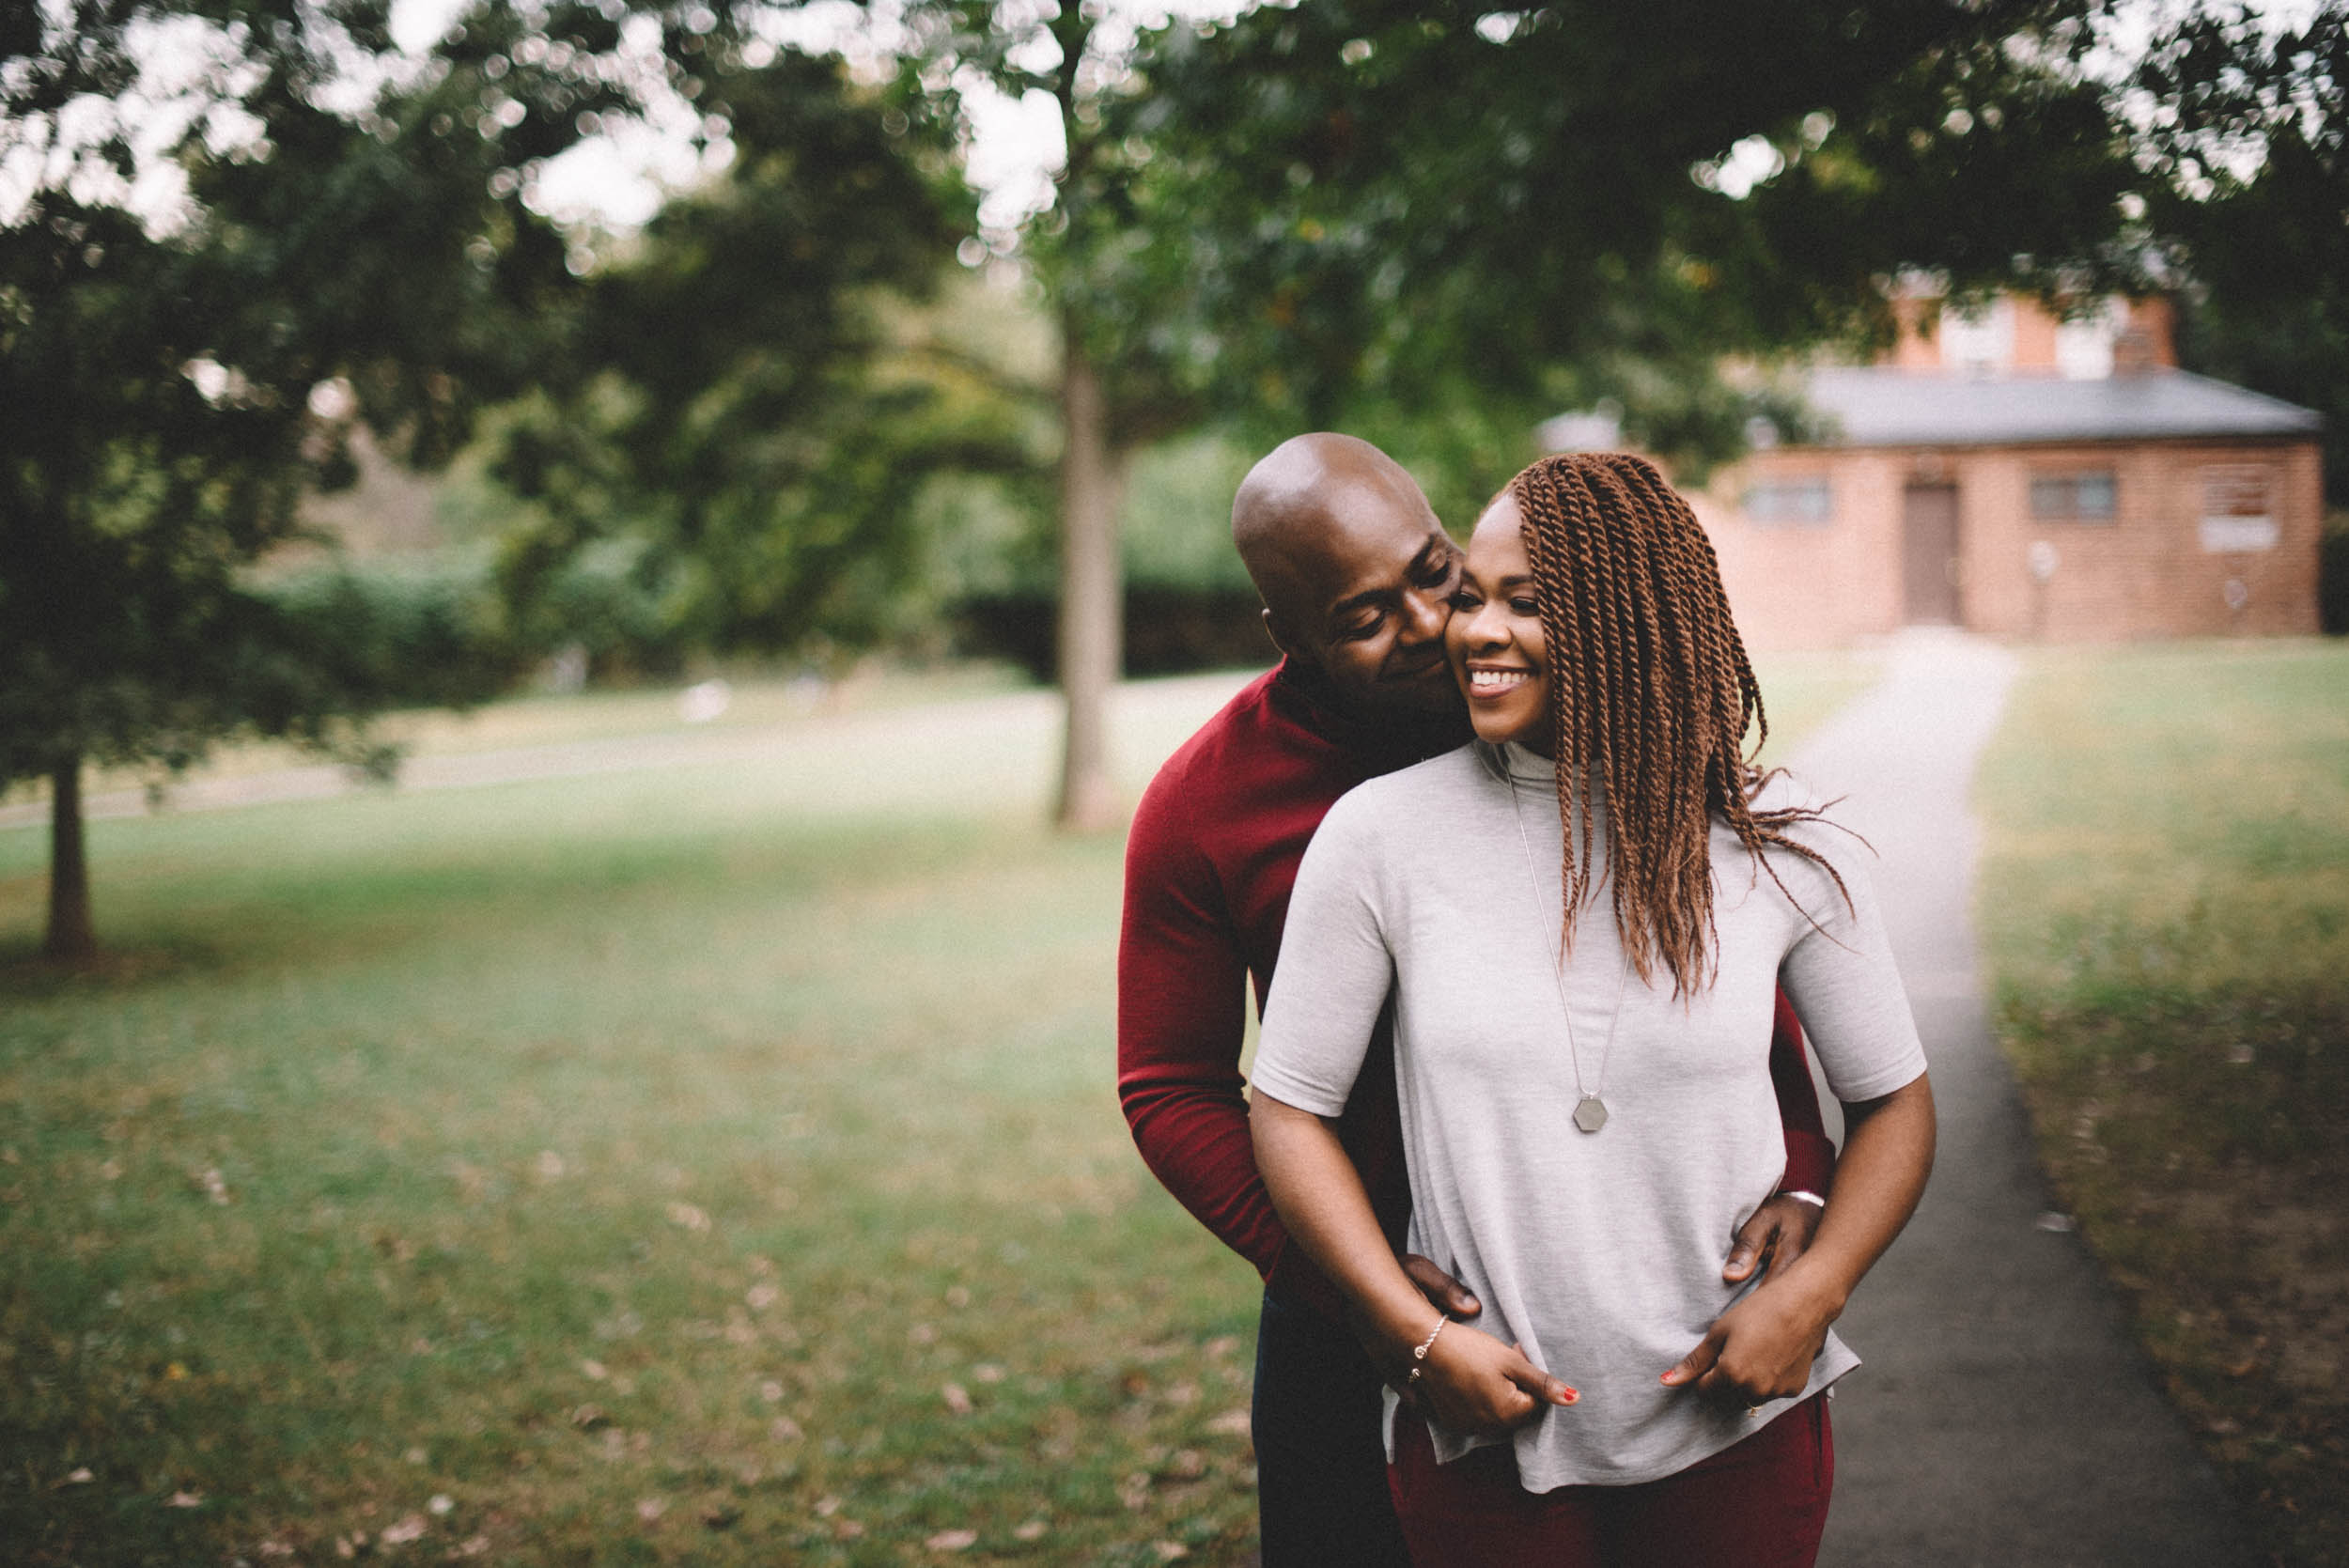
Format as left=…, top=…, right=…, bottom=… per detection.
left=1790, top=629, right=2254, bottom=1566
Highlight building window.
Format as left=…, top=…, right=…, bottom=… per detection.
left=1742, top=477, right=1833, bottom=527
left=2198, top=465, right=2279, bottom=552
left=2029, top=471, right=2117, bottom=522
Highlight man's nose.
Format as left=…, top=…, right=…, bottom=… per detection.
left=1399, top=585, right=1448, bottom=644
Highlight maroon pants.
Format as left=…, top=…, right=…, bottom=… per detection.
left=1387, top=1394, right=1834, bottom=1568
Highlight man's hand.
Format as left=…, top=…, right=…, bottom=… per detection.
left=1722, top=1191, right=1825, bottom=1285
left=1357, top=1255, right=1482, bottom=1405
left=1659, top=1272, right=1838, bottom=1405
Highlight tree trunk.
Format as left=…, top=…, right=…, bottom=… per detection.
left=1054, top=326, right=1128, bottom=832
left=44, top=756, right=96, bottom=962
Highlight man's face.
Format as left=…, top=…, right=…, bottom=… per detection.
left=1268, top=488, right=1464, bottom=718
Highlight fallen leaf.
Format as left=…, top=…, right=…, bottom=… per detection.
left=163, top=1490, right=203, bottom=1508
left=769, top=1415, right=804, bottom=1442
left=635, top=1497, right=666, bottom=1523
left=910, top=1322, right=939, bottom=1345
left=813, top=1496, right=842, bottom=1518
left=1013, top=1520, right=1048, bottom=1542
left=926, top=1528, right=978, bottom=1550
left=746, top=1283, right=780, bottom=1311
left=972, top=1363, right=1005, bottom=1384
left=257, top=1542, right=295, bottom=1559
left=1152, top=1543, right=1189, bottom=1561
left=759, top=1379, right=785, bottom=1402
left=832, top=1519, right=865, bottom=1541
left=456, top=1535, right=490, bottom=1558
left=381, top=1514, right=427, bottom=1545
left=428, top=1495, right=453, bottom=1516
left=702, top=1504, right=741, bottom=1530
left=941, top=1382, right=973, bottom=1416
left=570, top=1404, right=608, bottom=1430
left=665, top=1202, right=710, bottom=1233
left=59, top=1467, right=94, bottom=1486
left=1206, top=1407, right=1252, bottom=1436
left=581, top=1359, right=608, bottom=1381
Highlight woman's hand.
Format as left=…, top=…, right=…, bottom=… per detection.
left=1658, top=1273, right=1834, bottom=1405
left=1412, top=1324, right=1578, bottom=1438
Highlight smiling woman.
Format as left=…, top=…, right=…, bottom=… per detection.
left=1249, top=452, right=1937, bottom=1568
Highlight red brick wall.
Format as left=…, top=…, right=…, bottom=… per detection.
left=1694, top=439, right=2322, bottom=648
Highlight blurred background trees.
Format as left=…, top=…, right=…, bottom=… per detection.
left=7, top=0, right=2345, bottom=952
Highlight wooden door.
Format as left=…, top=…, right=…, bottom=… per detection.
left=1902, top=484, right=1962, bottom=625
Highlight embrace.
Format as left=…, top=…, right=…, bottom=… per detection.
left=1118, top=435, right=1935, bottom=1565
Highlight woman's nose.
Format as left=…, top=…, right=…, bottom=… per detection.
left=1461, top=597, right=1509, bottom=649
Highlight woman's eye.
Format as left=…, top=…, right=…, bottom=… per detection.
left=1510, top=598, right=1540, bottom=616
left=1448, top=590, right=1482, bottom=612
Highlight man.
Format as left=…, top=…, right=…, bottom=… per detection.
left=1117, top=433, right=1836, bottom=1561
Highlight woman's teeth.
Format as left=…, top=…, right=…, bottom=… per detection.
left=1470, top=669, right=1528, bottom=691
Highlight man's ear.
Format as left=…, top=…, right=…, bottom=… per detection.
left=1261, top=606, right=1310, bottom=666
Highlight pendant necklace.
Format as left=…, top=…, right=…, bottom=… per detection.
left=1502, top=750, right=1631, bottom=1134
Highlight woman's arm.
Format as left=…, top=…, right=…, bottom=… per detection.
left=1252, top=1090, right=1578, bottom=1436
left=1661, top=1071, right=1937, bottom=1401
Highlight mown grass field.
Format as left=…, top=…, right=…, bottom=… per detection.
left=0, top=659, right=1860, bottom=1568
left=1975, top=640, right=2349, bottom=1568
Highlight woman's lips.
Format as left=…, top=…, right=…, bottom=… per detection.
left=1466, top=666, right=1532, bottom=696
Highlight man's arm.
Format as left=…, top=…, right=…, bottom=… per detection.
left=1115, top=769, right=1287, bottom=1277
left=1724, top=988, right=1840, bottom=1283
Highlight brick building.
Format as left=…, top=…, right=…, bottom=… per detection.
left=1669, top=295, right=2326, bottom=649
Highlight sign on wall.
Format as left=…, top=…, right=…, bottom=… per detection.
left=2198, top=465, right=2279, bottom=552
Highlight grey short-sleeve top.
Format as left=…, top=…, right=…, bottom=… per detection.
left=1251, top=740, right=1927, bottom=1491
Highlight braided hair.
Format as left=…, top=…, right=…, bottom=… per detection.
left=1508, top=451, right=1847, bottom=995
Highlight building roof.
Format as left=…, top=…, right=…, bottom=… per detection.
left=1801, top=366, right=2323, bottom=448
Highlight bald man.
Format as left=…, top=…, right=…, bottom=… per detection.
left=1115, top=434, right=1835, bottom=1563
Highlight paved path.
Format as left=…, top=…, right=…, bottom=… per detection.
left=1790, top=629, right=2254, bottom=1567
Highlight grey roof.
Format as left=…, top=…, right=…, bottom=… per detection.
left=1798, top=366, right=2323, bottom=448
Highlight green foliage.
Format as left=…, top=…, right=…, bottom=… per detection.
left=2141, top=8, right=2349, bottom=503
left=488, top=54, right=1035, bottom=665
left=0, top=0, right=719, bottom=799
left=1113, top=0, right=2145, bottom=499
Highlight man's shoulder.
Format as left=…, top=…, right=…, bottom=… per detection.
left=1139, top=666, right=1337, bottom=809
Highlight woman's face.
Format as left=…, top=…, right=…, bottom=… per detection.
left=1445, top=492, right=1554, bottom=756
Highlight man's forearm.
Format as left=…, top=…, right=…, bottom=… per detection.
left=1120, top=1062, right=1287, bottom=1276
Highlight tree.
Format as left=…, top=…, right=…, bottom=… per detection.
left=901, top=2, right=1210, bottom=830
left=1114, top=0, right=2148, bottom=513
left=0, top=0, right=717, bottom=958
left=487, top=44, right=1033, bottom=673
left=2138, top=5, right=2349, bottom=503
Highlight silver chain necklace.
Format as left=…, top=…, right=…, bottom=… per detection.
left=1501, top=751, right=1632, bottom=1134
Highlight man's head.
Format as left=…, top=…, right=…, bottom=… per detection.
left=1231, top=433, right=1463, bottom=718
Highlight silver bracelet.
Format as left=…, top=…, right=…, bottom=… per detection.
left=1405, top=1315, right=1449, bottom=1383
left=1780, top=1188, right=1827, bottom=1208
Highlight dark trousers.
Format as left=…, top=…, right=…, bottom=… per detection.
left=1252, top=1289, right=1414, bottom=1567
left=1387, top=1392, right=1835, bottom=1568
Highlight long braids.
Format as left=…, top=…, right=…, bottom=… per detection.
left=1510, top=452, right=1848, bottom=995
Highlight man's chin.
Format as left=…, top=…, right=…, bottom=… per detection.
left=1375, top=673, right=1467, bottom=718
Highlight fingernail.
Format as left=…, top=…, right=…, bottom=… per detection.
left=1562, top=1389, right=1578, bottom=1404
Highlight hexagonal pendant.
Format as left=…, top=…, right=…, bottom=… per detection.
left=1573, top=1095, right=1610, bottom=1134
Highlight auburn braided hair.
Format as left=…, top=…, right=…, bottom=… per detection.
left=1507, top=451, right=1848, bottom=995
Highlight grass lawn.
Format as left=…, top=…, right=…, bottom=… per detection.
left=0, top=656, right=1862, bottom=1566
left=1975, top=639, right=2349, bottom=1568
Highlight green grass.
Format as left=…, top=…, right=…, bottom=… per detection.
left=1975, top=639, right=2349, bottom=1568
left=0, top=657, right=1866, bottom=1566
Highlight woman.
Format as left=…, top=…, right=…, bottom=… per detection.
left=1249, top=453, right=1935, bottom=1566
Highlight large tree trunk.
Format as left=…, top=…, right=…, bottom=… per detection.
left=44, top=757, right=96, bottom=961
left=1054, top=327, right=1128, bottom=832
